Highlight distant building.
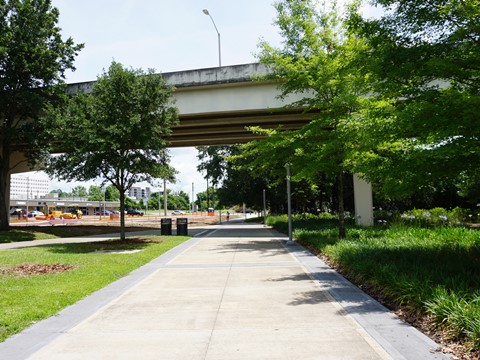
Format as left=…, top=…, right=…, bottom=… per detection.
left=10, top=174, right=49, bottom=200
left=128, top=186, right=152, bottom=200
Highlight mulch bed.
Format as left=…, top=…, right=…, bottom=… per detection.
left=0, top=263, right=76, bottom=277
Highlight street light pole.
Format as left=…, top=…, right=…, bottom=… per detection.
left=285, top=164, right=293, bottom=244
left=191, top=182, right=194, bottom=213
left=163, top=178, right=167, bottom=217
left=202, top=8, right=221, bottom=67
left=158, top=189, right=161, bottom=216
left=263, top=189, right=267, bottom=226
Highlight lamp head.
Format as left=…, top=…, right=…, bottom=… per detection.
left=202, top=9, right=210, bottom=15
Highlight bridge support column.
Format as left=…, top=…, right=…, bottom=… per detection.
left=353, top=174, right=374, bottom=226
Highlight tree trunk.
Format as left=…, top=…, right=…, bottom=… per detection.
left=337, top=172, right=346, bottom=239
left=119, top=190, right=126, bottom=241
left=0, top=141, right=11, bottom=231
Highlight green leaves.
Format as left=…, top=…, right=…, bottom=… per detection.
left=255, top=1, right=369, bottom=180
left=44, top=61, right=179, bottom=238
left=45, top=61, right=178, bottom=186
left=346, top=0, right=480, bottom=202
left=0, top=0, right=83, bottom=229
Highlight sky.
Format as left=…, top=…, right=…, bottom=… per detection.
left=26, top=0, right=382, bottom=199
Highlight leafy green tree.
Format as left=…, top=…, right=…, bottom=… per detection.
left=347, top=0, right=480, bottom=202
left=196, top=146, right=234, bottom=187
left=196, top=146, right=326, bottom=213
left=145, top=190, right=190, bottom=211
left=105, top=185, right=120, bottom=201
left=71, top=185, right=88, bottom=198
left=125, top=196, right=138, bottom=210
left=195, top=191, right=208, bottom=211
left=44, top=61, right=178, bottom=240
left=88, top=184, right=119, bottom=202
left=147, top=192, right=162, bottom=211
left=196, top=190, right=223, bottom=211
left=138, top=198, right=146, bottom=211
left=197, top=146, right=250, bottom=209
left=88, top=185, right=103, bottom=201
left=168, top=191, right=190, bottom=210
left=249, top=0, right=369, bottom=237
left=0, top=0, right=83, bottom=229
left=49, top=189, right=70, bottom=198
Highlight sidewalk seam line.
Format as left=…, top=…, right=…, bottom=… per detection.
left=202, top=238, right=238, bottom=360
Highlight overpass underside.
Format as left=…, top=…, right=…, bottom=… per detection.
left=170, top=108, right=313, bottom=147
left=65, top=63, right=316, bottom=148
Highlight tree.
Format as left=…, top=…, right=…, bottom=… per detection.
left=125, top=196, right=138, bottom=210
left=49, top=188, right=70, bottom=198
left=196, top=146, right=267, bottom=210
left=88, top=185, right=103, bottom=201
left=346, top=0, right=480, bottom=202
left=71, top=185, right=87, bottom=198
left=196, top=146, right=234, bottom=187
left=105, top=185, right=120, bottom=201
left=44, top=61, right=178, bottom=240
left=196, top=145, right=339, bottom=214
left=168, top=191, right=190, bottom=210
left=250, top=0, right=369, bottom=237
left=147, top=192, right=162, bottom=211
left=0, top=0, right=83, bottom=229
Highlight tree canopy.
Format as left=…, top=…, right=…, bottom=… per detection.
left=347, top=0, right=480, bottom=202
left=44, top=61, right=178, bottom=239
left=246, top=0, right=370, bottom=237
left=0, top=0, right=82, bottom=229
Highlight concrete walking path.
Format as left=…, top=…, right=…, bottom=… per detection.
left=0, top=222, right=449, bottom=359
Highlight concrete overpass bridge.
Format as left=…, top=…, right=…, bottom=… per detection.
left=66, top=63, right=312, bottom=147
left=7, top=63, right=373, bottom=225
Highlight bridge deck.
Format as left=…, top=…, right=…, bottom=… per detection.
left=67, top=63, right=314, bottom=147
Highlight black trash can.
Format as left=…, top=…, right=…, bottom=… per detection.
left=176, top=217, right=188, bottom=236
left=161, top=218, right=172, bottom=235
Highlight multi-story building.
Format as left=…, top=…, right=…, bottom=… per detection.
left=10, top=174, right=49, bottom=200
left=127, top=186, right=152, bottom=200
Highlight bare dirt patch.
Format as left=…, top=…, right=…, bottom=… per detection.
left=0, top=263, right=76, bottom=277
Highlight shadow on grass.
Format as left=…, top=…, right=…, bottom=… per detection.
left=44, top=239, right=155, bottom=254
left=0, top=230, right=37, bottom=243
left=0, top=226, right=159, bottom=244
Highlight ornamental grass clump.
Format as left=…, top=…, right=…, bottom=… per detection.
left=426, top=289, right=480, bottom=349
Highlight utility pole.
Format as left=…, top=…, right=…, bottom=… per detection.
left=286, top=164, right=293, bottom=244
left=163, top=178, right=167, bottom=216
left=191, top=182, right=194, bottom=213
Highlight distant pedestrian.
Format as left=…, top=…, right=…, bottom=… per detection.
left=226, top=211, right=230, bottom=221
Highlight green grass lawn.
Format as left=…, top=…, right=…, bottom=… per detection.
left=267, top=215, right=480, bottom=352
left=0, top=235, right=189, bottom=342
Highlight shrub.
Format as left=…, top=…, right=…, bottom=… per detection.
left=383, top=207, right=476, bottom=228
